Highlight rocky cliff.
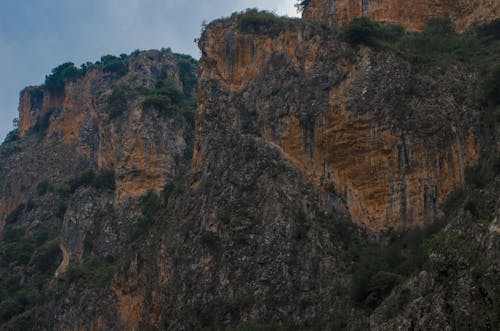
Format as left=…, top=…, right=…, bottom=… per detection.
left=303, top=0, right=500, bottom=31
left=0, top=50, right=195, bottom=229
left=198, top=14, right=479, bottom=229
left=0, top=4, right=499, bottom=331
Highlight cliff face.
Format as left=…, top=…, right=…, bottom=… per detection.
left=197, top=17, right=478, bottom=229
left=303, top=0, right=500, bottom=31
left=0, top=50, right=194, bottom=228
left=0, top=4, right=499, bottom=331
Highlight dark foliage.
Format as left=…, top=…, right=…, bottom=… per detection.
left=173, top=53, right=198, bottom=93
left=5, top=203, right=26, bottom=225
left=294, top=0, right=311, bottom=13
left=477, top=18, right=500, bottom=39
left=68, top=169, right=116, bottom=193
left=350, top=221, right=446, bottom=309
left=3, top=130, right=20, bottom=144
left=235, top=9, right=294, bottom=36
left=483, top=66, right=500, bottom=107
left=30, top=108, right=55, bottom=135
left=423, top=17, right=456, bottom=36
left=28, top=87, right=44, bottom=109
left=130, top=190, right=162, bottom=240
left=142, top=78, right=196, bottom=123
left=340, top=17, right=384, bottom=45
left=100, top=54, right=128, bottom=76
left=45, top=63, right=82, bottom=94
left=106, top=85, right=131, bottom=119
left=36, top=180, right=53, bottom=196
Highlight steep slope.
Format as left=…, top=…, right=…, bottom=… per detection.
left=0, top=49, right=197, bottom=329
left=197, top=12, right=479, bottom=229
left=303, top=0, right=500, bottom=32
left=0, top=4, right=499, bottom=331
left=0, top=50, right=195, bottom=229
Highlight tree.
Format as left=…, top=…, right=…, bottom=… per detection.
left=295, top=0, right=311, bottom=13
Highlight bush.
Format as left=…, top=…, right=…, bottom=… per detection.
left=31, top=108, right=55, bottom=135
left=94, top=170, right=116, bottom=191
left=61, top=255, right=116, bottom=288
left=350, top=222, right=446, bottom=309
left=141, top=190, right=162, bottom=220
left=200, top=231, right=220, bottom=252
left=68, top=169, right=115, bottom=193
left=106, top=85, right=132, bottom=119
left=173, top=53, right=198, bottom=93
left=465, top=166, right=486, bottom=188
left=1, top=237, right=36, bottom=265
left=36, top=180, right=53, bottom=196
left=3, top=130, right=20, bottom=144
left=477, top=18, right=500, bottom=39
left=45, top=62, right=83, bottom=94
left=423, top=17, right=455, bottom=36
left=142, top=78, right=196, bottom=122
left=483, top=66, right=500, bottom=107
left=101, top=55, right=128, bottom=76
left=340, top=17, right=382, bottom=45
left=5, top=204, right=26, bottom=225
left=28, top=87, right=44, bottom=109
left=236, top=9, right=289, bottom=36
left=1, top=227, right=25, bottom=243
left=294, top=0, right=311, bottom=13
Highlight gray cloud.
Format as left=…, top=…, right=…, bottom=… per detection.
left=0, top=0, right=298, bottom=140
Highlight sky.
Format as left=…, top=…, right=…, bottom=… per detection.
left=0, top=0, right=299, bottom=141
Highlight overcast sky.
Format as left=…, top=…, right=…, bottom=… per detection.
left=0, top=0, right=298, bottom=141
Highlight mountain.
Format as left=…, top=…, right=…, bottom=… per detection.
left=0, top=1, right=499, bottom=330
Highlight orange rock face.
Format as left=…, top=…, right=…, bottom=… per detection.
left=1, top=50, right=193, bottom=228
left=199, top=19, right=479, bottom=229
left=303, top=0, right=500, bottom=31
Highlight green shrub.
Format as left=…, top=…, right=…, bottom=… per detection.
left=5, top=203, right=26, bottom=225
left=477, top=18, right=500, bottom=39
left=69, top=170, right=96, bottom=193
left=3, top=130, right=20, bottom=144
left=1, top=237, right=36, bottom=265
left=465, top=166, right=486, bottom=188
left=94, top=170, right=116, bottom=191
left=101, top=55, right=128, bottom=76
left=45, top=62, right=83, bottom=94
left=294, top=0, right=311, bottom=13
left=142, top=78, right=196, bottom=122
left=36, top=180, right=53, bottom=196
left=464, top=199, right=478, bottom=217
left=236, top=9, right=289, bottom=36
left=131, top=190, right=162, bottom=240
left=68, top=169, right=115, bottom=193
left=0, top=298, right=25, bottom=323
left=106, top=85, right=132, bottom=119
left=340, top=17, right=382, bottom=45
left=423, top=17, right=455, bottom=36
left=1, top=227, right=25, bottom=243
left=200, top=231, right=220, bottom=252
left=28, top=87, right=44, bottom=109
left=483, top=66, right=500, bottom=106
left=61, top=255, right=116, bottom=288
left=350, top=221, right=446, bottom=309
left=365, top=272, right=404, bottom=309
left=442, top=188, right=466, bottom=215
left=30, top=107, right=55, bottom=135
left=141, top=190, right=162, bottom=221
left=173, top=53, right=198, bottom=93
